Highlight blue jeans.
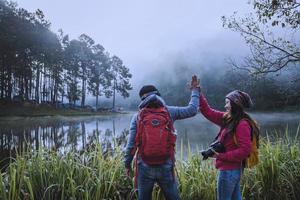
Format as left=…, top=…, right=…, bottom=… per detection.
left=217, top=169, right=242, bottom=200
left=137, top=160, right=180, bottom=200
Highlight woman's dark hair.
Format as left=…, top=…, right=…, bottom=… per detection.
left=223, top=99, right=255, bottom=135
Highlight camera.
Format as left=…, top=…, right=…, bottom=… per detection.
left=200, top=140, right=226, bottom=160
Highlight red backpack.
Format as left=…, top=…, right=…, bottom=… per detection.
left=134, top=107, right=176, bottom=165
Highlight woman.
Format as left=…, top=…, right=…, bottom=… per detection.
left=199, top=89, right=258, bottom=200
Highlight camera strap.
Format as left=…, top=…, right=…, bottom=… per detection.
left=214, top=127, right=227, bottom=142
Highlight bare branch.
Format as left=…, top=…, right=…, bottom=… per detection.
left=225, top=57, right=252, bottom=73
left=237, top=23, right=297, bottom=58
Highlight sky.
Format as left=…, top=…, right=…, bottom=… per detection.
left=14, top=0, right=252, bottom=84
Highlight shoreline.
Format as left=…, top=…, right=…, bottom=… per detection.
left=0, top=112, right=129, bottom=119
left=0, top=104, right=129, bottom=118
left=0, top=103, right=299, bottom=118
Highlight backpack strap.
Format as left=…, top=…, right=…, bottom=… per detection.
left=163, top=107, right=176, bottom=164
left=233, top=134, right=239, bottom=146
left=232, top=118, right=254, bottom=147
left=165, top=107, right=175, bottom=132
left=133, top=109, right=145, bottom=190
left=135, top=108, right=151, bottom=148
left=164, top=107, right=176, bottom=181
left=231, top=119, right=260, bottom=169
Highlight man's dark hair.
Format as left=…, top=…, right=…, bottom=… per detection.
left=139, top=85, right=160, bottom=100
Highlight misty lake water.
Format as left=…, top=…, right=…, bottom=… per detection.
left=0, top=112, right=299, bottom=163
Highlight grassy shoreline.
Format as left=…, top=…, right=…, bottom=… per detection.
left=0, top=104, right=127, bottom=117
left=1, top=102, right=300, bottom=118
left=0, top=135, right=300, bottom=200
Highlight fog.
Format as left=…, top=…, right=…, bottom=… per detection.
left=14, top=0, right=299, bottom=111
left=15, top=0, right=250, bottom=86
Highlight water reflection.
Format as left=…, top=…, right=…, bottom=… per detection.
left=0, top=112, right=299, bottom=168
left=0, top=116, right=130, bottom=169
left=175, top=112, right=300, bottom=155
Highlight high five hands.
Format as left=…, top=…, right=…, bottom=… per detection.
left=189, top=74, right=200, bottom=90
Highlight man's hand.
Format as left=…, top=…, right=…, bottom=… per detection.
left=125, top=167, right=132, bottom=178
left=189, top=74, right=200, bottom=89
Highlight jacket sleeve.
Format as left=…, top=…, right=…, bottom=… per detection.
left=167, top=89, right=200, bottom=121
left=124, top=114, right=138, bottom=169
left=199, top=94, right=224, bottom=127
left=217, top=120, right=252, bottom=162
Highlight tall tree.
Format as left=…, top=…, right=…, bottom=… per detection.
left=78, top=34, right=94, bottom=107
left=88, top=44, right=113, bottom=109
left=110, top=56, right=132, bottom=110
left=0, top=0, right=132, bottom=111
left=64, top=40, right=81, bottom=106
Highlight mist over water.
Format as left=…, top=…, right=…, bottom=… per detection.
left=0, top=112, right=299, bottom=163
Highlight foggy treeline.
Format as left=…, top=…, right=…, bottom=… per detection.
left=0, top=1, right=132, bottom=109
left=1, top=0, right=300, bottom=112
left=156, top=64, right=300, bottom=111
left=137, top=0, right=300, bottom=112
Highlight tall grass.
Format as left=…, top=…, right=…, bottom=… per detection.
left=0, top=145, right=135, bottom=200
left=241, top=133, right=300, bottom=200
left=1, top=133, right=300, bottom=199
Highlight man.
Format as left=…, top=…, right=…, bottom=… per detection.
left=124, top=75, right=200, bottom=200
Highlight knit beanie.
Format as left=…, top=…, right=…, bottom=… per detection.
left=139, top=85, right=160, bottom=100
left=226, top=90, right=253, bottom=109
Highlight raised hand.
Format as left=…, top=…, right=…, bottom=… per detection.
left=189, top=74, right=200, bottom=89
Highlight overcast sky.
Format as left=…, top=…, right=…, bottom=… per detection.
left=15, top=0, right=252, bottom=87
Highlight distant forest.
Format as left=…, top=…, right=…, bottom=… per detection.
left=0, top=0, right=132, bottom=109
left=151, top=0, right=300, bottom=111
left=1, top=0, right=300, bottom=112
left=148, top=64, right=300, bottom=111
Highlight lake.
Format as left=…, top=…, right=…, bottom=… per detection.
left=0, top=112, right=299, bottom=163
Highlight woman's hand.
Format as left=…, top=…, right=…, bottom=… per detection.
left=189, top=74, right=200, bottom=90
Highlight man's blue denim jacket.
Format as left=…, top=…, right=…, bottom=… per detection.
left=124, top=89, right=200, bottom=168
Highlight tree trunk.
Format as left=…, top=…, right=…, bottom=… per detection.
left=24, top=74, right=29, bottom=100
left=81, top=80, right=85, bottom=107
left=54, top=80, right=58, bottom=104
left=1, top=56, right=4, bottom=99
left=61, top=85, right=64, bottom=103
left=42, top=67, right=47, bottom=101
left=81, top=122, right=86, bottom=149
left=29, top=72, right=33, bottom=99
left=48, top=71, right=51, bottom=101
left=81, top=72, right=86, bottom=107
left=112, top=78, right=116, bottom=110
left=50, top=75, right=54, bottom=103
left=35, top=65, right=41, bottom=103
left=7, top=67, right=12, bottom=99
left=96, top=82, right=99, bottom=109
left=96, top=95, right=98, bottom=110
left=35, top=66, right=40, bottom=103
left=20, top=73, right=24, bottom=97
